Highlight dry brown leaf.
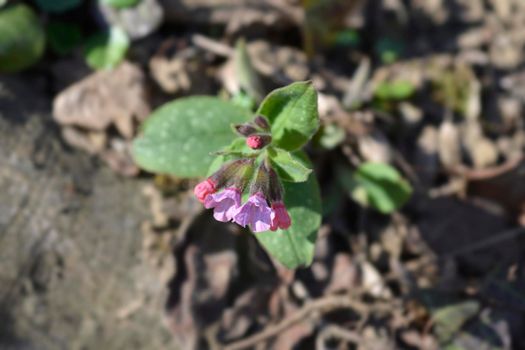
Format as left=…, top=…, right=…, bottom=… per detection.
left=360, top=261, right=392, bottom=299
left=324, top=253, right=358, bottom=294
left=358, top=131, right=392, bottom=163
left=248, top=40, right=309, bottom=84
left=61, top=127, right=107, bottom=155
left=101, top=139, right=140, bottom=177
left=161, top=0, right=298, bottom=29
left=438, top=119, right=461, bottom=169
left=149, top=40, right=215, bottom=95
left=463, top=121, right=499, bottom=169
left=53, top=61, right=150, bottom=136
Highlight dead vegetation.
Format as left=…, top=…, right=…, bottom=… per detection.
left=2, top=0, right=525, bottom=349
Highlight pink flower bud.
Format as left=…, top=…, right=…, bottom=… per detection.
left=233, top=192, right=273, bottom=232
left=246, top=134, right=271, bottom=149
left=246, top=135, right=263, bottom=149
left=270, top=202, right=291, bottom=231
left=194, top=179, right=216, bottom=203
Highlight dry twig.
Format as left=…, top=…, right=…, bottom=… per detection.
left=315, top=324, right=362, bottom=350
left=221, top=294, right=393, bottom=350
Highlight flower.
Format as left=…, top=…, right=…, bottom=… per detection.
left=233, top=192, right=273, bottom=232
left=270, top=201, right=291, bottom=231
left=204, top=187, right=241, bottom=222
left=194, top=179, right=216, bottom=203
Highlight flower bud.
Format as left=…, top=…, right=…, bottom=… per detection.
left=234, top=123, right=257, bottom=137
left=268, top=167, right=284, bottom=203
left=270, top=202, right=291, bottom=231
left=254, top=115, right=270, bottom=131
left=246, top=134, right=271, bottom=149
left=249, top=161, right=271, bottom=198
left=210, top=158, right=255, bottom=192
left=194, top=179, right=216, bottom=203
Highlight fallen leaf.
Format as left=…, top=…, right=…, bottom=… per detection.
left=53, top=61, right=150, bottom=135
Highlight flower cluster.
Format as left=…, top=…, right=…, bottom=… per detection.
left=193, top=116, right=291, bottom=233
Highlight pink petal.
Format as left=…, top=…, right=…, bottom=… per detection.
left=204, top=188, right=241, bottom=222
left=234, top=193, right=273, bottom=232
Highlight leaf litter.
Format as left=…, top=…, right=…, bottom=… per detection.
left=17, top=0, right=525, bottom=348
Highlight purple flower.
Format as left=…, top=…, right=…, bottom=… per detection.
left=204, top=187, right=241, bottom=222
left=233, top=192, right=273, bottom=232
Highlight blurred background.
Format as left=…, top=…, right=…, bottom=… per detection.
left=1, top=0, right=525, bottom=349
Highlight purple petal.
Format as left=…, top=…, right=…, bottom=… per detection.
left=233, top=193, right=273, bottom=232
left=233, top=203, right=253, bottom=227
left=252, top=217, right=272, bottom=232
left=204, top=188, right=241, bottom=222
left=250, top=205, right=272, bottom=232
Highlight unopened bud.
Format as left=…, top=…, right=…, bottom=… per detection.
left=254, top=115, right=270, bottom=131
left=210, top=158, right=255, bottom=192
left=268, top=167, right=284, bottom=203
left=194, top=178, right=217, bottom=203
left=234, top=123, right=257, bottom=137
left=246, top=134, right=271, bottom=149
left=249, top=161, right=271, bottom=197
left=270, top=202, right=291, bottom=230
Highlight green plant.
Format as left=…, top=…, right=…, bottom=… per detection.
left=0, top=4, right=45, bottom=73
left=100, top=0, right=141, bottom=9
left=338, top=162, right=412, bottom=214
left=84, top=26, right=129, bottom=70
left=132, top=82, right=322, bottom=268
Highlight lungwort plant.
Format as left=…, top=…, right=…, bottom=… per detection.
left=132, top=82, right=322, bottom=269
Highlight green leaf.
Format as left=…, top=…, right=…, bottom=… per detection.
left=269, top=147, right=312, bottom=183
left=34, top=0, right=82, bottom=13
left=101, top=0, right=141, bottom=8
left=84, top=26, right=129, bottom=70
left=255, top=152, right=321, bottom=269
left=47, top=21, right=83, bottom=55
left=431, top=301, right=480, bottom=344
left=133, top=97, right=252, bottom=178
left=257, top=81, right=319, bottom=151
left=339, top=163, right=412, bottom=214
left=0, top=4, right=45, bottom=73
left=374, top=80, right=415, bottom=101
left=0, top=0, right=7, bottom=8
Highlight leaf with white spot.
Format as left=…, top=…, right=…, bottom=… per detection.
left=257, top=81, right=319, bottom=151
left=132, top=97, right=252, bottom=177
